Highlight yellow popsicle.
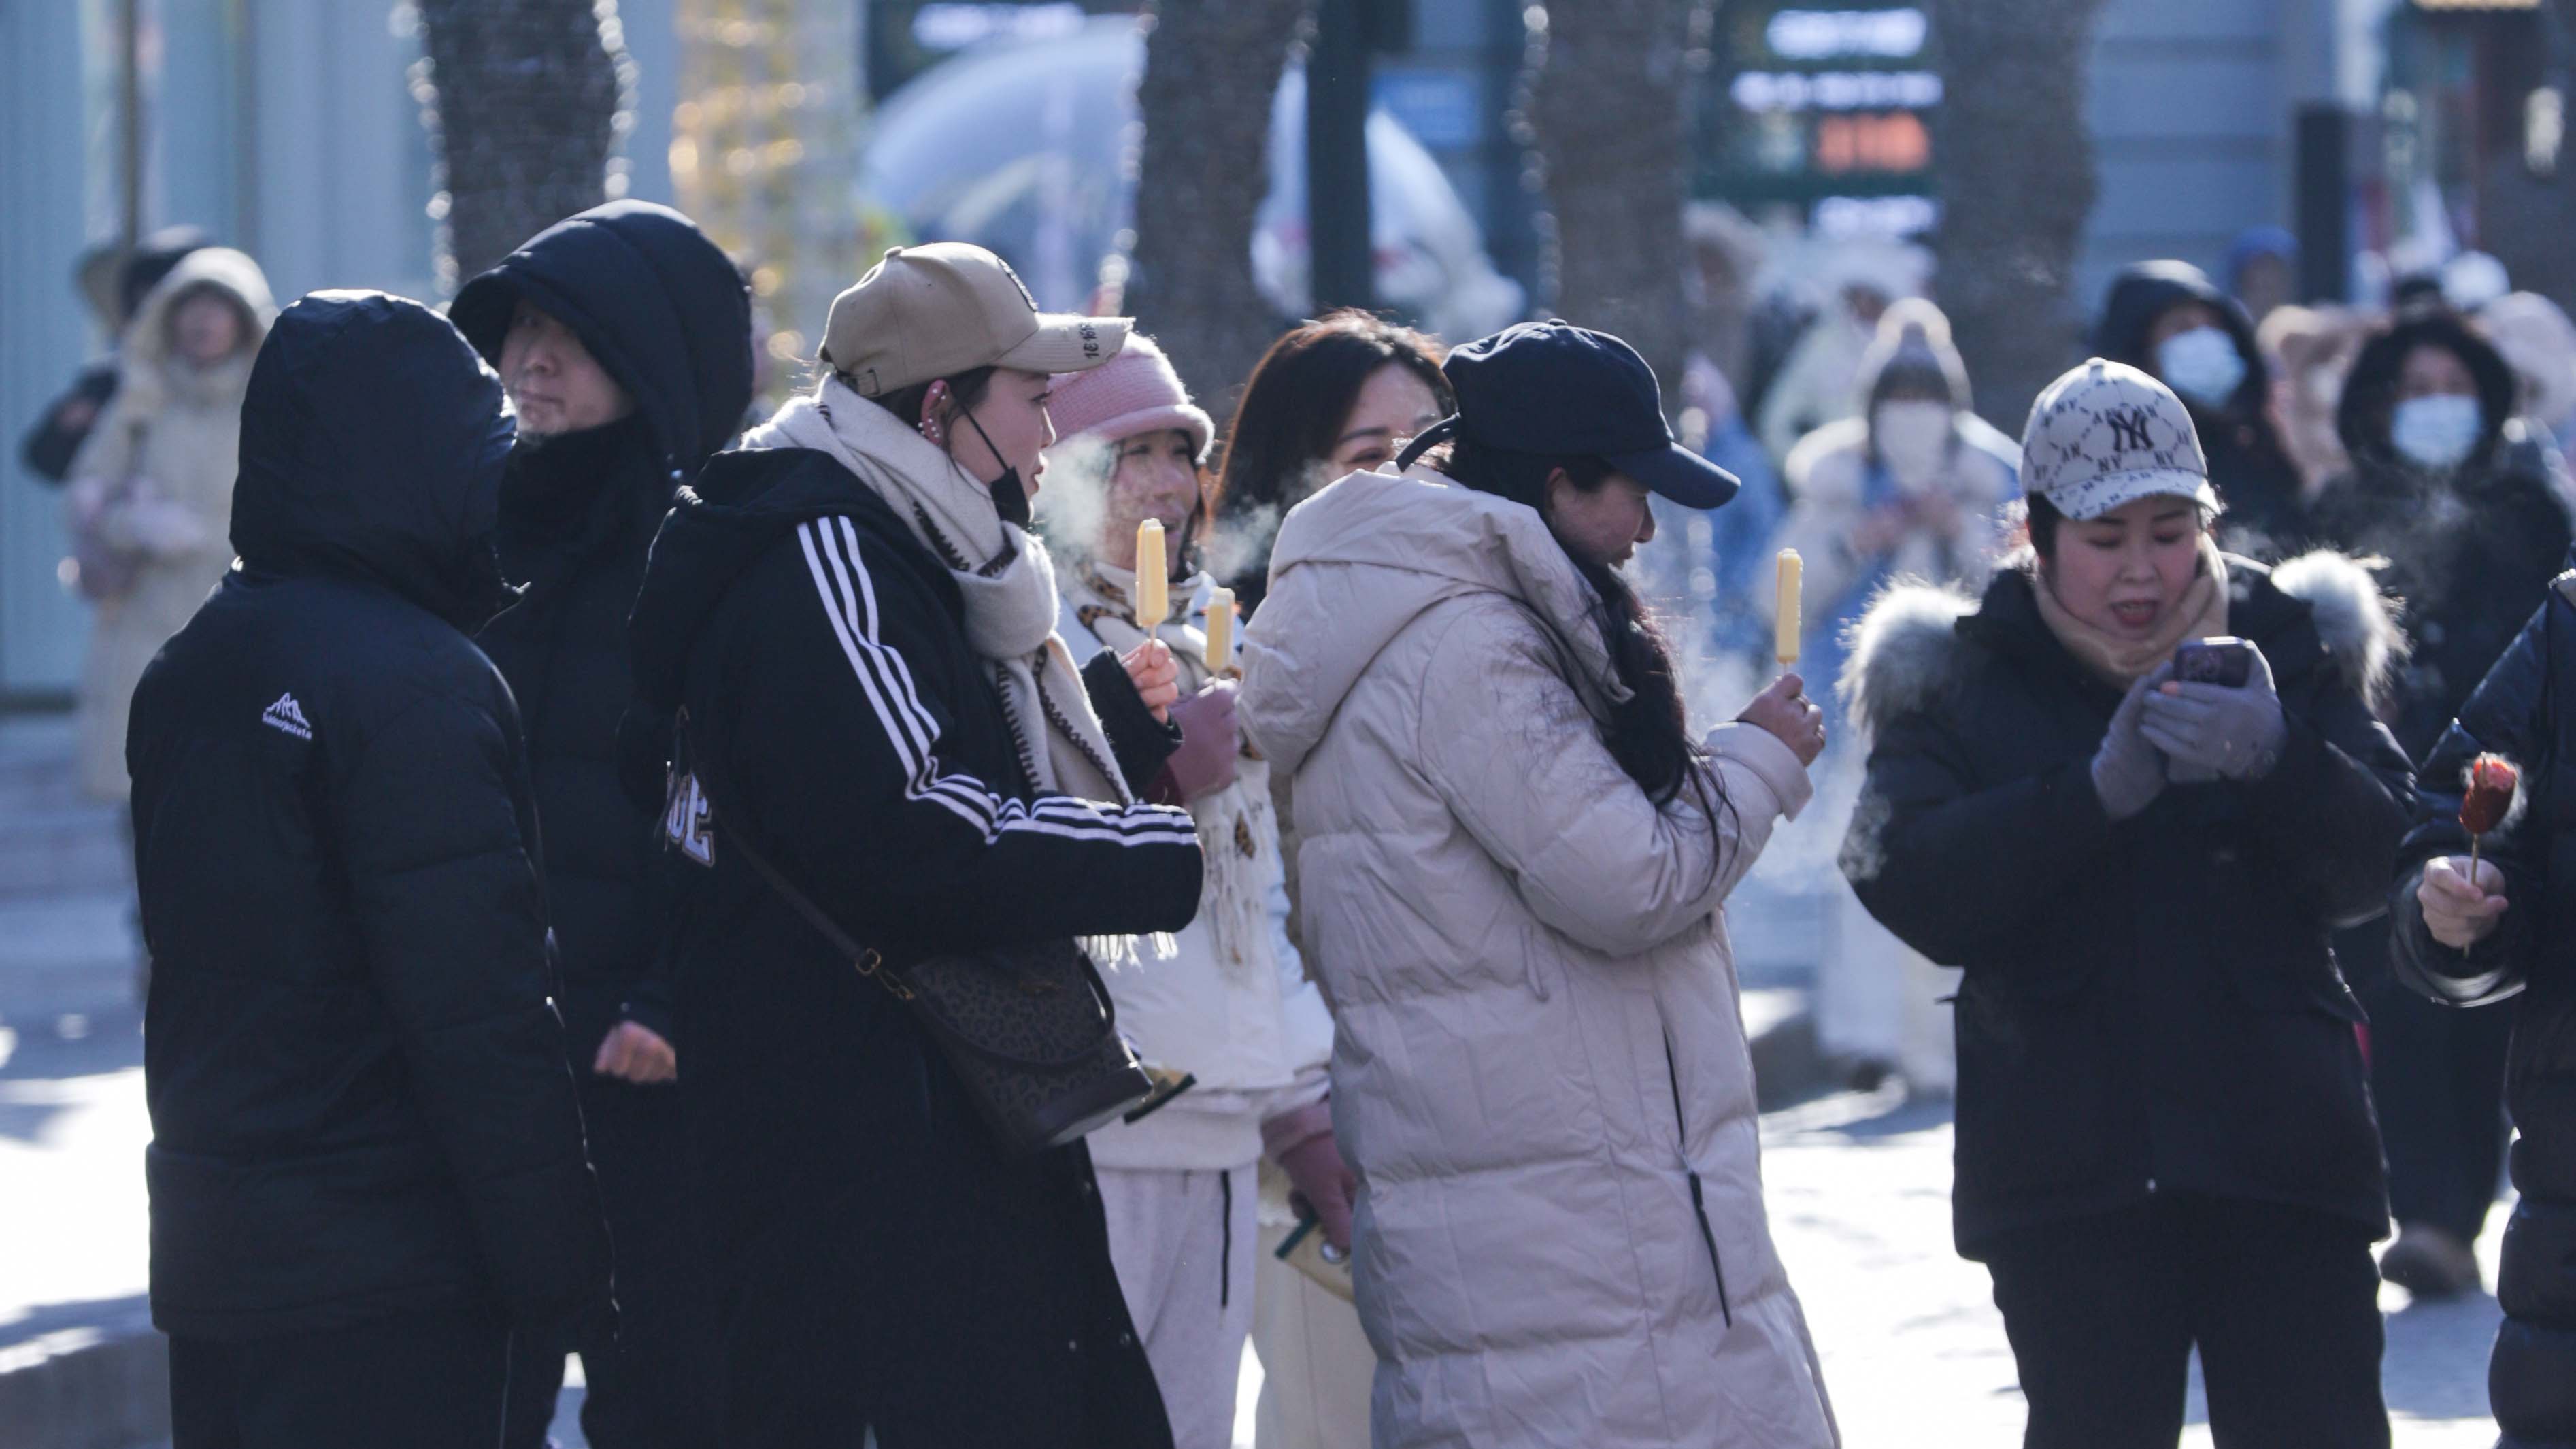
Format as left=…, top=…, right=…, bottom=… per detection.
left=1775, top=549, right=1803, bottom=667
left=1136, top=519, right=1167, bottom=624
left=1205, top=586, right=1235, bottom=671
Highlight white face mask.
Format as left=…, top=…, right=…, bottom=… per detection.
left=2390, top=393, right=2484, bottom=471
left=1873, top=400, right=1954, bottom=491
left=2156, top=326, right=2247, bottom=409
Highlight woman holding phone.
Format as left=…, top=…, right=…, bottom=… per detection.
left=1840, top=359, right=2410, bottom=1448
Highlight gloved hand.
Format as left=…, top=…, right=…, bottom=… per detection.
left=2418, top=856, right=2509, bottom=951
left=2092, top=667, right=2171, bottom=822
left=2139, top=644, right=2286, bottom=782
left=1162, top=678, right=1241, bottom=801
left=1275, top=1126, right=1357, bottom=1254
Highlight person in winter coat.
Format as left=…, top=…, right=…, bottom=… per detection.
left=65, top=246, right=275, bottom=803
left=1764, top=297, right=2017, bottom=1095
left=2303, top=304, right=2572, bottom=1301
left=2389, top=569, right=2576, bottom=1449
left=1769, top=297, right=2018, bottom=705
left=1207, top=308, right=1451, bottom=1449
left=448, top=200, right=752, bottom=1449
left=20, top=226, right=209, bottom=485
left=128, top=291, right=610, bottom=1448
left=1756, top=239, right=1926, bottom=468
left=1213, top=310, right=1452, bottom=620
left=625, top=242, right=1203, bottom=1449
left=2094, top=260, right=2307, bottom=555
left=1037, top=332, right=1344, bottom=1449
left=1842, top=357, right=2407, bottom=1449
left=1241, top=320, right=1839, bottom=1449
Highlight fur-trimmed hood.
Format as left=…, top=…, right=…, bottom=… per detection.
left=1839, top=549, right=2406, bottom=737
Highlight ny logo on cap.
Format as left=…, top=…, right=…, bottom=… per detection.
left=2105, top=405, right=2154, bottom=454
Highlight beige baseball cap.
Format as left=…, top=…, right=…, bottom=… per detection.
left=819, top=242, right=1130, bottom=396
left=2021, top=357, right=2217, bottom=520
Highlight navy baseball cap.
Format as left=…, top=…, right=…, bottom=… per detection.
left=1396, top=320, right=1739, bottom=508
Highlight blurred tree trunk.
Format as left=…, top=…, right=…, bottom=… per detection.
left=1128, top=0, right=1311, bottom=424
left=2482, top=0, right=2576, bottom=312
left=416, top=0, right=627, bottom=287
left=1930, top=0, right=2109, bottom=433
left=1529, top=0, right=1703, bottom=410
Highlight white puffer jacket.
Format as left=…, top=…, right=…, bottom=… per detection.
left=1058, top=567, right=1335, bottom=1171
left=1240, top=467, right=1839, bottom=1449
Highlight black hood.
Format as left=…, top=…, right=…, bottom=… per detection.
left=231, top=291, right=516, bottom=626
left=2334, top=307, right=2519, bottom=475
left=629, top=446, right=919, bottom=718
left=2091, top=260, right=2268, bottom=419
left=451, top=200, right=754, bottom=476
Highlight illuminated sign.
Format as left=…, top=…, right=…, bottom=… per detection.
left=1764, top=7, right=1928, bottom=60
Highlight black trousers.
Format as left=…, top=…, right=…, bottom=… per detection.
left=171, top=1304, right=509, bottom=1448
left=2365, top=976, right=2513, bottom=1242
left=503, top=1071, right=720, bottom=1449
left=1984, top=1195, right=2390, bottom=1449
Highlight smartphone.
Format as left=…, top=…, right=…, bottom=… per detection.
left=2174, top=637, right=2253, bottom=689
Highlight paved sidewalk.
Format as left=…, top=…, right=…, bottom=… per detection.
left=1762, top=1086, right=2506, bottom=1448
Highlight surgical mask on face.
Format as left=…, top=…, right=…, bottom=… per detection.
left=958, top=405, right=1033, bottom=529
left=1873, top=401, right=1954, bottom=491
left=2390, top=393, right=2484, bottom=471
left=2156, top=327, right=2247, bottom=409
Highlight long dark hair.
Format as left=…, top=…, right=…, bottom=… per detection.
left=1212, top=311, right=1452, bottom=606
left=1441, top=436, right=1728, bottom=822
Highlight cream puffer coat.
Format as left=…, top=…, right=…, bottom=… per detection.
left=1240, top=466, right=1839, bottom=1449
left=67, top=247, right=275, bottom=800
left=1056, top=566, right=1335, bottom=1171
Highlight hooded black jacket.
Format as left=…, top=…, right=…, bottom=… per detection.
left=628, top=439, right=1199, bottom=1442
left=2391, top=570, right=2576, bottom=1447
left=2094, top=261, right=2307, bottom=554
left=127, top=291, right=608, bottom=1340
left=2309, top=309, right=2573, bottom=761
left=1843, top=555, right=2411, bottom=1257
left=452, top=200, right=754, bottom=1053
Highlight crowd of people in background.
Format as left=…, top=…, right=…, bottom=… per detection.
left=17, top=194, right=2576, bottom=1449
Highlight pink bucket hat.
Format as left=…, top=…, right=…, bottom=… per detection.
left=1041, top=331, right=1214, bottom=462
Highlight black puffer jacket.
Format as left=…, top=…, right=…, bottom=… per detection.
left=2309, top=308, right=2573, bottom=761
left=127, top=292, right=608, bottom=1339
left=2094, top=261, right=2307, bottom=555
left=1842, top=552, right=2411, bottom=1257
left=452, top=200, right=754, bottom=1053
left=2392, top=569, right=2576, bottom=1448
left=628, top=442, right=1199, bottom=1443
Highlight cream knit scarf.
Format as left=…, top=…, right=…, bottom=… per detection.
left=2030, top=533, right=2231, bottom=688
left=1063, top=558, right=1277, bottom=977
left=745, top=378, right=1131, bottom=808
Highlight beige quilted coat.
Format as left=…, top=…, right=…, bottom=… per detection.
left=1240, top=466, right=1839, bottom=1449
left=66, top=248, right=274, bottom=800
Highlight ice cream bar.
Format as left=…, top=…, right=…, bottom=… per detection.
left=1775, top=549, right=1803, bottom=667
left=1205, top=586, right=1235, bottom=671
left=2462, top=754, right=2519, bottom=837
left=1136, top=520, right=1167, bottom=624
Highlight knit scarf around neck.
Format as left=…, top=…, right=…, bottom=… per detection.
left=744, top=379, right=1130, bottom=807
left=1063, top=557, right=1277, bottom=977
left=2030, top=533, right=2230, bottom=688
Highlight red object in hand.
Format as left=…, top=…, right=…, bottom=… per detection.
left=2462, top=754, right=2520, bottom=836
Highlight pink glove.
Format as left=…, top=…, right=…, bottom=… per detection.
left=1275, top=1123, right=1356, bottom=1254
left=1162, top=678, right=1241, bottom=801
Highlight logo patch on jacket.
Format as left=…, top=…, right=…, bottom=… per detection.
left=261, top=693, right=312, bottom=740
left=664, top=769, right=716, bottom=867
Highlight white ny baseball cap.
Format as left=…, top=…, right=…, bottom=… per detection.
left=820, top=242, right=1129, bottom=395
left=2020, top=357, right=2218, bottom=520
